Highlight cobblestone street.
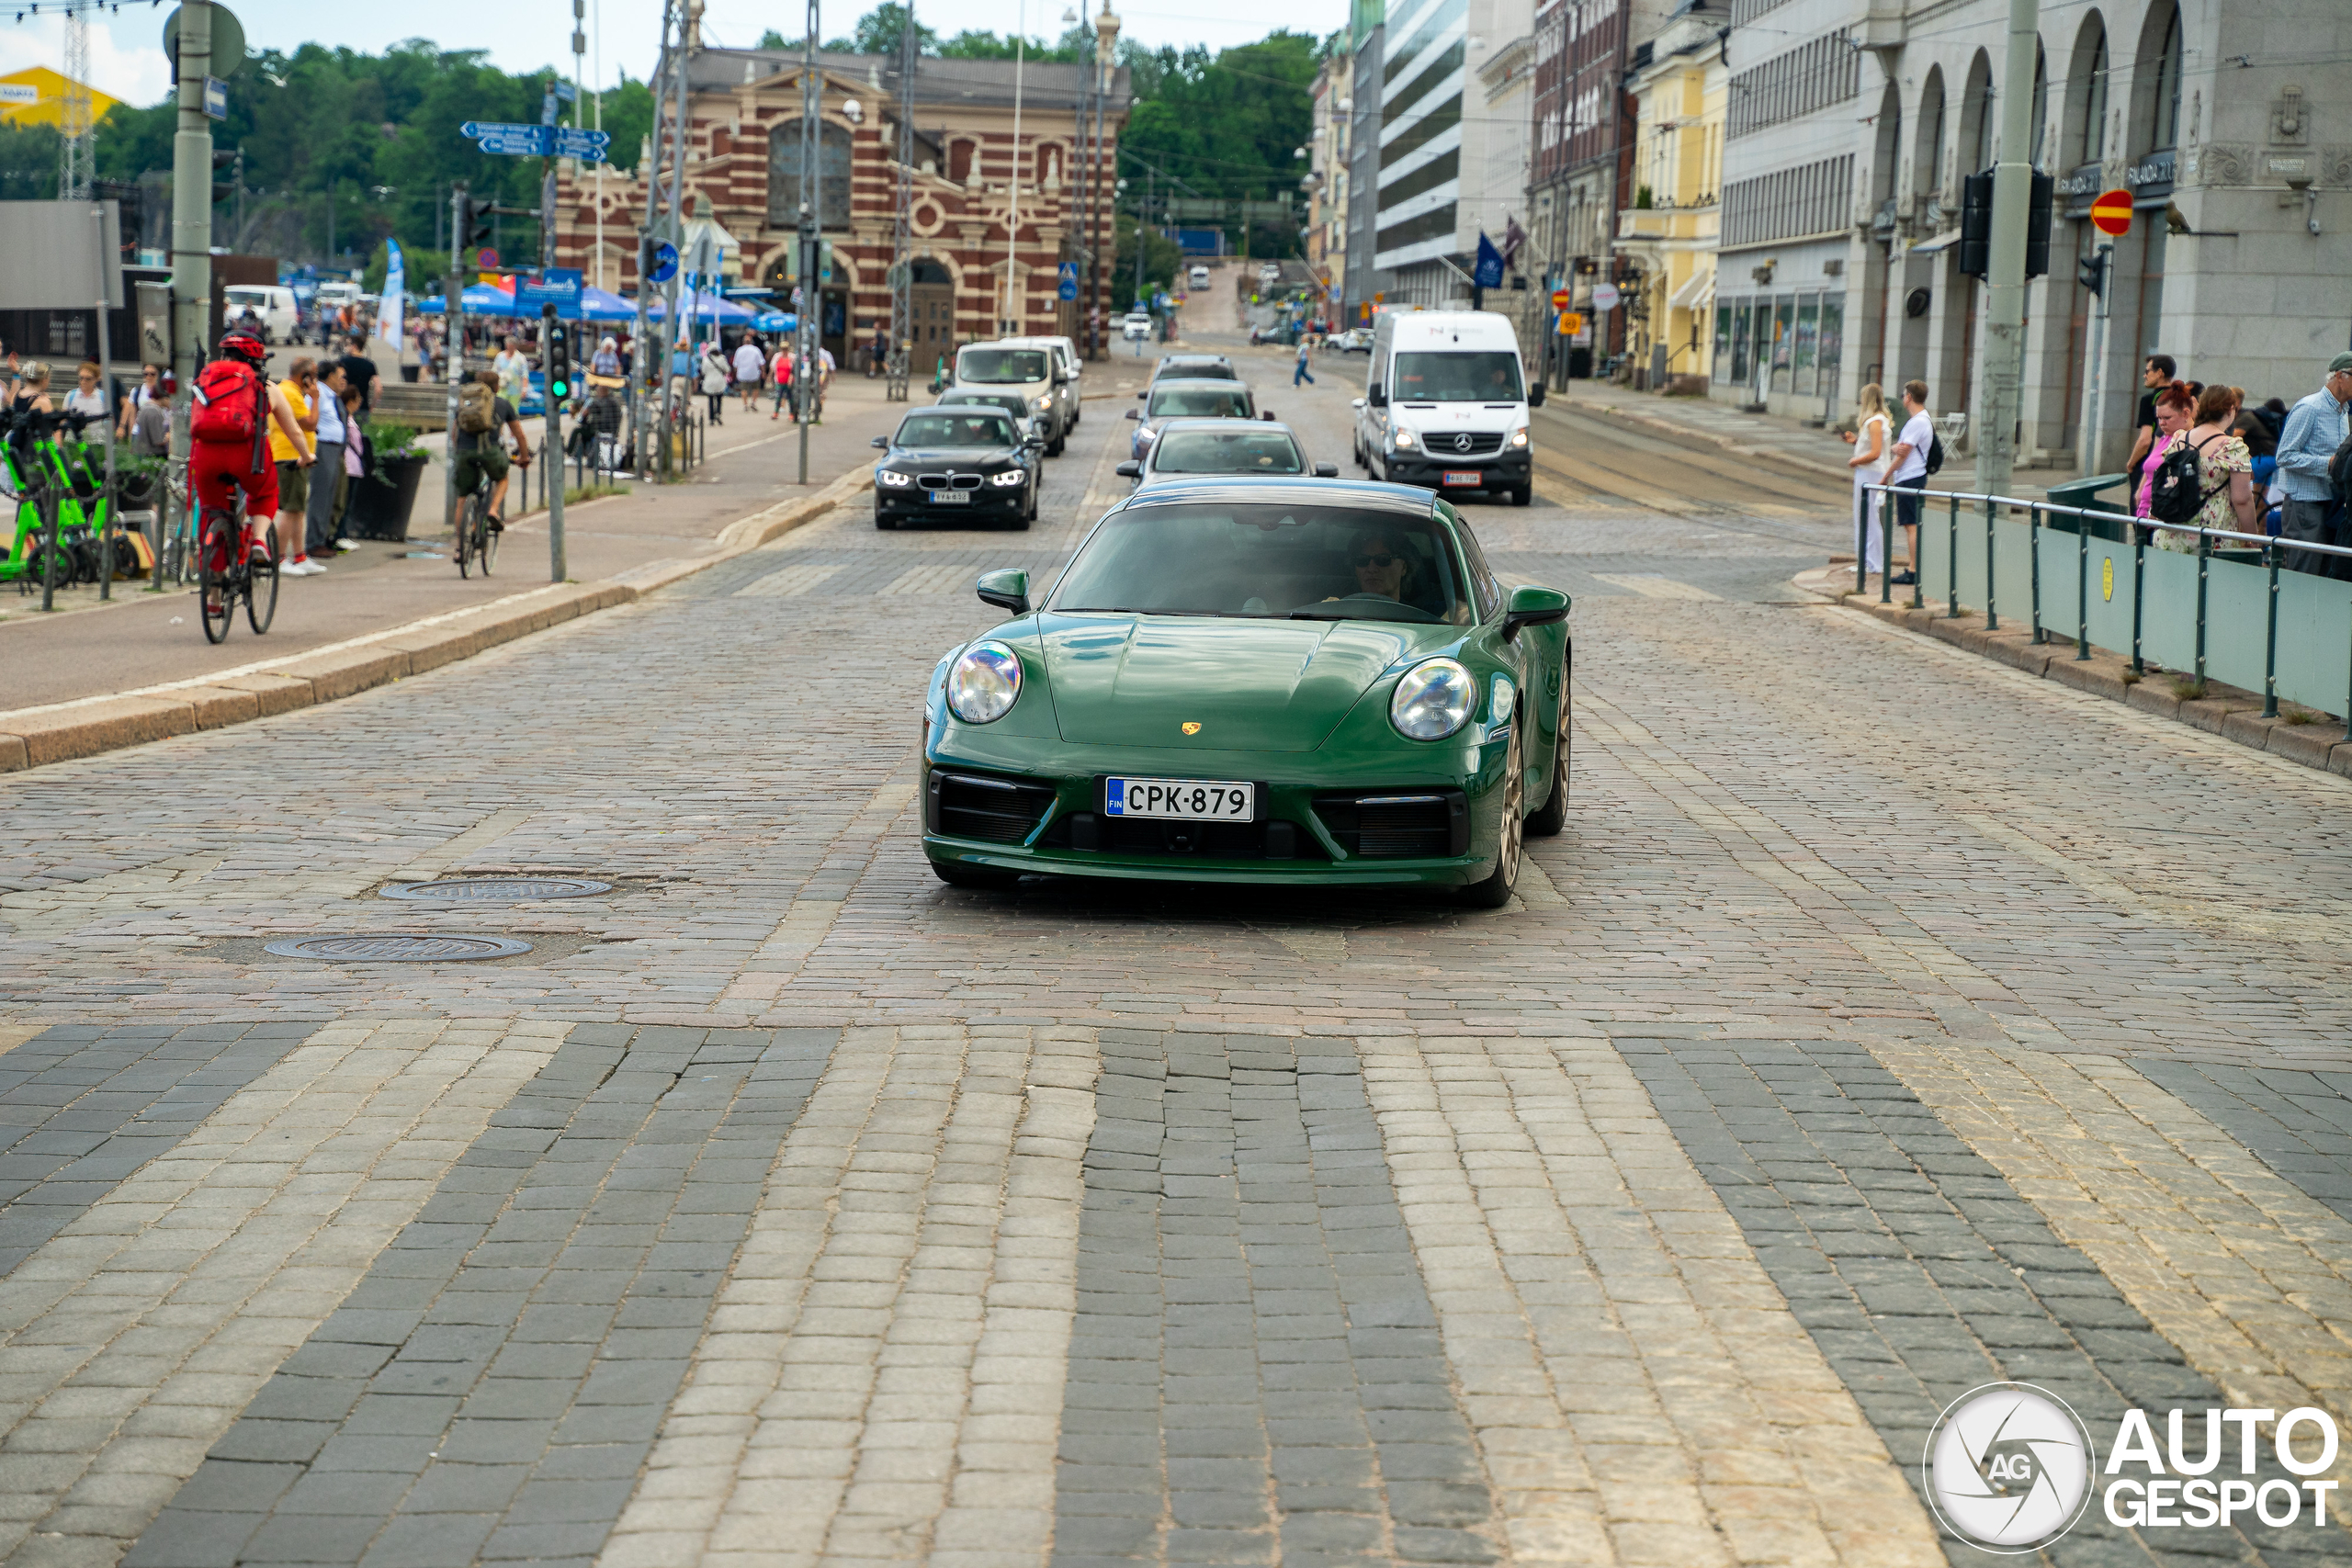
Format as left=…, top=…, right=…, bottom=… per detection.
left=1, top=338, right=2346, bottom=1568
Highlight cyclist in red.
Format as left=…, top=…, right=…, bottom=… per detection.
left=189, top=333, right=311, bottom=565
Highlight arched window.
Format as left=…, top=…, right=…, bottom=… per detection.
left=2152, top=8, right=2182, bottom=149
left=769, top=120, right=854, bottom=229
left=2030, top=44, right=2048, bottom=168
left=1915, top=67, right=1947, bottom=203
left=1962, top=51, right=1995, bottom=174
left=2069, top=19, right=2108, bottom=164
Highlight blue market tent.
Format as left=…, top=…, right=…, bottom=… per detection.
left=751, top=311, right=797, bottom=333
left=643, top=288, right=756, bottom=323
left=580, top=287, right=638, bottom=322
left=415, top=282, right=525, bottom=315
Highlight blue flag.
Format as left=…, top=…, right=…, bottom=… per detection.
left=1473, top=231, right=1506, bottom=289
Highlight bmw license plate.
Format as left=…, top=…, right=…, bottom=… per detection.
left=928, top=490, right=971, bottom=504
left=1105, top=777, right=1255, bottom=821
left=1441, top=469, right=1481, bottom=487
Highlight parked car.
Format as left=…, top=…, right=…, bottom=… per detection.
left=221, top=285, right=299, bottom=344
left=1126, top=378, right=1261, bottom=462
left=919, top=479, right=1573, bottom=907
left=1330, top=328, right=1374, bottom=355
left=870, top=405, right=1042, bottom=529
left=1121, top=311, right=1154, bottom=341
left=1115, top=418, right=1337, bottom=488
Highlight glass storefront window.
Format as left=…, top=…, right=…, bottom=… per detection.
left=1792, top=295, right=1820, bottom=398
left=1818, top=295, right=1844, bottom=400
left=1713, top=303, right=1733, bottom=383
left=1730, top=302, right=1752, bottom=383
left=1770, top=296, right=1794, bottom=394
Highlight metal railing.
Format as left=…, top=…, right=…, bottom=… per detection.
left=1860, top=481, right=2352, bottom=738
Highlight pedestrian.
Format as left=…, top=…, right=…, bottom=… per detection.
left=592, top=336, right=621, bottom=378
left=118, top=364, right=162, bottom=441
left=269, top=356, right=320, bottom=570
left=1842, top=382, right=1893, bottom=575
left=1885, top=380, right=1934, bottom=586
left=2154, top=384, right=2257, bottom=551
left=699, top=340, right=729, bottom=423
left=1294, top=337, right=1316, bottom=387
left=868, top=323, right=888, bottom=378
left=492, top=335, right=532, bottom=410
left=732, top=333, right=766, bottom=414
left=339, top=348, right=379, bottom=419
left=770, top=339, right=794, bottom=421
left=298, top=359, right=351, bottom=572
left=8, top=360, right=51, bottom=414
left=2276, top=352, right=2352, bottom=578
left=62, top=360, right=109, bottom=438
left=2227, top=386, right=2276, bottom=458
left=2127, top=354, right=2177, bottom=475
left=2133, top=385, right=2196, bottom=522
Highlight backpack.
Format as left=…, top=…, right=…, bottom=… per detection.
left=457, top=380, right=496, bottom=435
left=2149, top=434, right=2225, bottom=525
left=190, top=357, right=264, bottom=447
left=1924, top=428, right=1945, bottom=476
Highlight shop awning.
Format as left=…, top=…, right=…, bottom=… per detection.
left=1667, top=269, right=1712, bottom=312
left=1908, top=229, right=1962, bottom=254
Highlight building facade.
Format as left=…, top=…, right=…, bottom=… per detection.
left=549, top=45, right=1128, bottom=366
left=1343, top=0, right=1388, bottom=321
left=1615, top=4, right=1726, bottom=387
left=1308, top=41, right=1356, bottom=319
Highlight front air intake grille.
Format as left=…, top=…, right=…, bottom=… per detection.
left=914, top=471, right=985, bottom=490
left=1311, top=790, right=1468, bottom=859
left=931, top=772, right=1057, bottom=844
left=1427, top=432, right=1505, bottom=457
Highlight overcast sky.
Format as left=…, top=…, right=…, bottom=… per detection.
left=1, top=0, right=1346, bottom=110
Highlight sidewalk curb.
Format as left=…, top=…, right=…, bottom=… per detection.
left=1801, top=567, right=2352, bottom=782
left=0, top=469, right=871, bottom=774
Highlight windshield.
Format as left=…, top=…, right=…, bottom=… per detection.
left=1393, top=351, right=1524, bottom=402
left=1152, top=429, right=1304, bottom=476
left=896, top=412, right=1019, bottom=447
left=943, top=393, right=1029, bottom=421
left=957, top=348, right=1048, bottom=384
left=1148, top=387, right=1254, bottom=420
left=1051, top=503, right=1473, bottom=624
left=227, top=288, right=271, bottom=304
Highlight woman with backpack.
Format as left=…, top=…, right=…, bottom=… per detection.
left=2133, top=386, right=2196, bottom=523
left=2148, top=385, right=2257, bottom=551
left=188, top=333, right=313, bottom=573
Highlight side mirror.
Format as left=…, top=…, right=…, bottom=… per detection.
left=1368, top=384, right=1388, bottom=407
left=870, top=435, right=888, bottom=448
left=1351, top=398, right=1366, bottom=411
left=1527, top=381, right=1545, bottom=408
left=1261, top=412, right=1275, bottom=422
left=1115, top=460, right=1141, bottom=479
left=976, top=567, right=1031, bottom=617
left=1314, top=462, right=1339, bottom=478
left=1501, top=583, right=1570, bottom=642
left=1125, top=408, right=1140, bottom=420
left=1136, top=389, right=1148, bottom=399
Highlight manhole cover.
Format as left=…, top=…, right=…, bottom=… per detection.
left=380, top=877, right=613, bottom=902
left=263, top=935, right=536, bottom=962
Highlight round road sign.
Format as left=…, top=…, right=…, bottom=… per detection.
left=477, top=248, right=500, bottom=270
left=2090, top=189, right=2133, bottom=237
left=1592, top=283, right=1622, bottom=310
left=1551, top=288, right=1570, bottom=310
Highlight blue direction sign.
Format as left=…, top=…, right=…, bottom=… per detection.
left=514, top=266, right=584, bottom=319
left=550, top=127, right=611, bottom=163
left=646, top=241, right=680, bottom=286
left=459, top=120, right=552, bottom=156
left=1057, top=261, right=1079, bottom=302
left=202, top=76, right=226, bottom=120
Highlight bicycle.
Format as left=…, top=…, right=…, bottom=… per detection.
left=455, top=465, right=502, bottom=579
left=196, top=492, right=277, bottom=643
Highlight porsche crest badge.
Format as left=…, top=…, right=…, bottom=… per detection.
left=1181, top=721, right=1203, bottom=736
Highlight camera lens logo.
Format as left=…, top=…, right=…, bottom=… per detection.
left=1923, top=1382, right=2096, bottom=1552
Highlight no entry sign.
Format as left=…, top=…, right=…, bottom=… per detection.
left=2090, top=189, right=2134, bottom=237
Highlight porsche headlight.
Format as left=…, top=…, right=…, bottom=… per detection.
left=877, top=468, right=913, bottom=487
left=947, top=642, right=1023, bottom=724
left=989, top=468, right=1027, bottom=488
left=1392, top=427, right=1417, bottom=449
left=1390, top=658, right=1475, bottom=741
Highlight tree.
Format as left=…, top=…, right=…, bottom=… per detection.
left=1114, top=32, right=1317, bottom=251
left=0, top=121, right=61, bottom=199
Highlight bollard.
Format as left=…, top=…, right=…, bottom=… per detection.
left=2263, top=542, right=2279, bottom=719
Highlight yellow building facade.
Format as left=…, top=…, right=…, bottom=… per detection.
left=0, top=67, right=119, bottom=129
left=1613, top=15, right=1724, bottom=389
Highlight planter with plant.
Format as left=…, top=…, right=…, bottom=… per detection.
left=348, top=421, right=429, bottom=540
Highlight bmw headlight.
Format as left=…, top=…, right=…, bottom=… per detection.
left=947, top=641, right=1023, bottom=724
left=1392, top=427, right=1417, bottom=449
left=1390, top=658, right=1475, bottom=740
left=877, top=468, right=913, bottom=487
left=989, top=468, right=1027, bottom=488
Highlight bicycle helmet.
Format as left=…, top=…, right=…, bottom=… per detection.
left=217, top=332, right=268, bottom=366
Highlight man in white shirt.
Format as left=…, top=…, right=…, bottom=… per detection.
left=1884, top=379, right=1934, bottom=586
left=732, top=335, right=767, bottom=414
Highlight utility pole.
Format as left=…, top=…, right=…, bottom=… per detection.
left=166, top=0, right=215, bottom=584
left=446, top=184, right=468, bottom=532
left=797, top=0, right=819, bottom=484
left=1973, top=0, right=2039, bottom=496
left=1003, top=0, right=1025, bottom=336
left=1090, top=4, right=1120, bottom=362
left=630, top=0, right=672, bottom=481
left=886, top=2, right=916, bottom=400
left=2077, top=243, right=2112, bottom=477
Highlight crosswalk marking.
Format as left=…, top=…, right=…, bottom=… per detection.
left=733, top=563, right=843, bottom=598
left=1590, top=571, right=1722, bottom=601
left=882, top=560, right=989, bottom=595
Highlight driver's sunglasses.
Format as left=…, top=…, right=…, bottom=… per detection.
left=1351, top=553, right=1398, bottom=569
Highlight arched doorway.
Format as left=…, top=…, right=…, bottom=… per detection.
left=908, top=257, right=956, bottom=382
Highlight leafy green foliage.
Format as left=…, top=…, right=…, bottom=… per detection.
left=0, top=120, right=61, bottom=199
left=1117, top=32, right=1317, bottom=204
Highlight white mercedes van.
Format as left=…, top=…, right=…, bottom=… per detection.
left=1351, top=310, right=1543, bottom=505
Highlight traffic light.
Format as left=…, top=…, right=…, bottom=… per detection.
left=210, top=147, right=238, bottom=205
left=2077, top=247, right=2108, bottom=299
left=543, top=307, right=571, bottom=402
left=1959, top=171, right=1994, bottom=279
left=2025, top=171, right=2054, bottom=278
left=459, top=197, right=494, bottom=254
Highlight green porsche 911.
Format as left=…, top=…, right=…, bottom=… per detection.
left=920, top=479, right=1570, bottom=907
